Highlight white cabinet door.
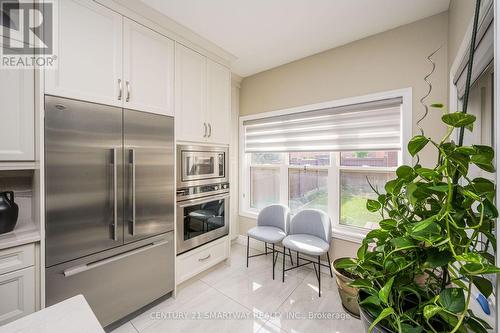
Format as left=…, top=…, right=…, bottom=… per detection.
left=45, top=0, right=123, bottom=107
left=0, top=51, right=34, bottom=161
left=0, top=267, right=35, bottom=326
left=123, top=19, right=174, bottom=116
left=175, top=43, right=207, bottom=142
left=206, top=59, right=231, bottom=144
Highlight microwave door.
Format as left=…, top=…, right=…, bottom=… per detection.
left=124, top=109, right=175, bottom=243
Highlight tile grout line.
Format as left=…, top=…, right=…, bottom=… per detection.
left=130, top=321, right=140, bottom=333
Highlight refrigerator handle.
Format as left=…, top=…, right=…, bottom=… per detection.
left=112, top=148, right=118, bottom=241
left=129, top=149, right=136, bottom=236
left=62, top=240, right=169, bottom=277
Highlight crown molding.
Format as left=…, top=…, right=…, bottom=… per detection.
left=96, top=0, right=237, bottom=67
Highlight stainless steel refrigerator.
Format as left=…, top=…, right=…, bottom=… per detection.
left=44, top=96, right=175, bottom=327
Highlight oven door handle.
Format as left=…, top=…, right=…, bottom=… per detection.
left=177, top=193, right=230, bottom=208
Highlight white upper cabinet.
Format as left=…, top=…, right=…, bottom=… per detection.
left=206, top=59, right=231, bottom=144
left=175, top=43, right=207, bottom=142
left=123, top=18, right=174, bottom=116
left=175, top=43, right=231, bottom=145
left=0, top=46, right=34, bottom=161
left=45, top=0, right=123, bottom=107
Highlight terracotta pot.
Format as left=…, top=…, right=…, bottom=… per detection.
left=332, top=257, right=360, bottom=318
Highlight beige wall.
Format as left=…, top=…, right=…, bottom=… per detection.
left=237, top=13, right=450, bottom=260
left=448, top=0, right=475, bottom=71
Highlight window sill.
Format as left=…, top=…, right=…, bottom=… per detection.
left=332, top=227, right=367, bottom=244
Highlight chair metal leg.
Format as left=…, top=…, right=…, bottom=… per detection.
left=288, top=248, right=294, bottom=265
left=272, top=243, right=275, bottom=280
left=282, top=246, right=286, bottom=283
left=246, top=236, right=250, bottom=268
left=296, top=251, right=299, bottom=266
left=265, top=242, right=268, bottom=255
left=326, top=252, right=333, bottom=278
left=318, top=255, right=321, bottom=297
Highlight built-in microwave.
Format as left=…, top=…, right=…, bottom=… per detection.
left=177, top=145, right=228, bottom=188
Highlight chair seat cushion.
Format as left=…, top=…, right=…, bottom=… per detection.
left=247, top=226, right=286, bottom=243
left=282, top=234, right=330, bottom=256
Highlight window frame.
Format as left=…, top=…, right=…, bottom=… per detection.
left=239, top=88, right=413, bottom=243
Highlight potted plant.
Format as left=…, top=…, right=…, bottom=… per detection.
left=332, top=257, right=360, bottom=318
left=336, top=106, right=499, bottom=332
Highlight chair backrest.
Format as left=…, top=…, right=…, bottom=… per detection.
left=257, top=204, right=290, bottom=233
left=290, top=209, right=331, bottom=243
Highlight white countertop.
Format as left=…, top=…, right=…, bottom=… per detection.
left=0, top=295, right=104, bottom=333
left=0, top=222, right=40, bottom=250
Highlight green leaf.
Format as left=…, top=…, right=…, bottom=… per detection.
left=442, top=112, right=476, bottom=129
left=408, top=135, right=429, bottom=157
left=379, top=219, right=397, bottom=230
left=428, top=185, right=449, bottom=192
left=368, top=307, right=395, bottom=333
left=378, top=276, right=394, bottom=305
left=430, top=103, right=444, bottom=108
left=350, top=279, right=375, bottom=291
left=400, top=324, right=423, bottom=333
left=426, top=249, right=453, bottom=268
left=366, top=199, right=381, bottom=212
left=472, top=276, right=493, bottom=298
left=471, top=178, right=495, bottom=196
left=440, top=288, right=465, bottom=313
left=391, top=237, right=417, bottom=251
left=481, top=199, right=499, bottom=218
left=334, top=258, right=357, bottom=270
left=415, top=167, right=438, bottom=181
left=462, top=189, right=481, bottom=201
left=471, top=154, right=495, bottom=172
left=357, top=244, right=368, bottom=261
left=465, top=316, right=489, bottom=333
left=396, top=165, right=414, bottom=179
left=423, top=304, right=442, bottom=320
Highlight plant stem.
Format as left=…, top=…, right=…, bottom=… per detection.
left=450, top=280, right=473, bottom=333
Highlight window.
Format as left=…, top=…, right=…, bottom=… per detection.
left=240, top=90, right=411, bottom=241
left=249, top=153, right=281, bottom=210
left=289, top=153, right=329, bottom=213
left=339, top=151, right=397, bottom=229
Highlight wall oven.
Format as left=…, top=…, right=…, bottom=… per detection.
left=177, top=145, right=228, bottom=188
left=176, top=183, right=229, bottom=254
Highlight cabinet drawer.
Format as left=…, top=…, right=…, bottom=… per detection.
left=176, top=237, right=229, bottom=284
left=0, top=244, right=35, bottom=276
left=0, top=266, right=36, bottom=326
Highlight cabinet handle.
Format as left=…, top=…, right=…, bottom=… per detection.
left=203, top=123, right=207, bottom=138
left=117, top=79, right=123, bottom=100
left=198, top=254, right=211, bottom=262
left=208, top=123, right=212, bottom=138
left=126, top=81, right=131, bottom=102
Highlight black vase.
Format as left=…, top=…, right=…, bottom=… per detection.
left=0, top=191, right=19, bottom=234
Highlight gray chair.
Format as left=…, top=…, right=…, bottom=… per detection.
left=246, top=204, right=293, bottom=280
left=282, top=209, right=333, bottom=297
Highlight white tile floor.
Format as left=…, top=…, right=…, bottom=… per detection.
left=111, top=243, right=363, bottom=333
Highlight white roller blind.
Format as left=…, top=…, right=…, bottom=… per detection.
left=243, top=97, right=402, bottom=153
left=453, top=0, right=494, bottom=99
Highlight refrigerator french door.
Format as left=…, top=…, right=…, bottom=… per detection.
left=44, top=96, right=174, bottom=326
left=124, top=110, right=174, bottom=242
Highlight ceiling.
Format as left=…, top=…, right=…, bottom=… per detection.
left=140, top=0, right=450, bottom=77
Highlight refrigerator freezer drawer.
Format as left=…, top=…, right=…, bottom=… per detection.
left=45, top=233, right=174, bottom=327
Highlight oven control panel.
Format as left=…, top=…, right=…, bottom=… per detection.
left=176, top=182, right=230, bottom=201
